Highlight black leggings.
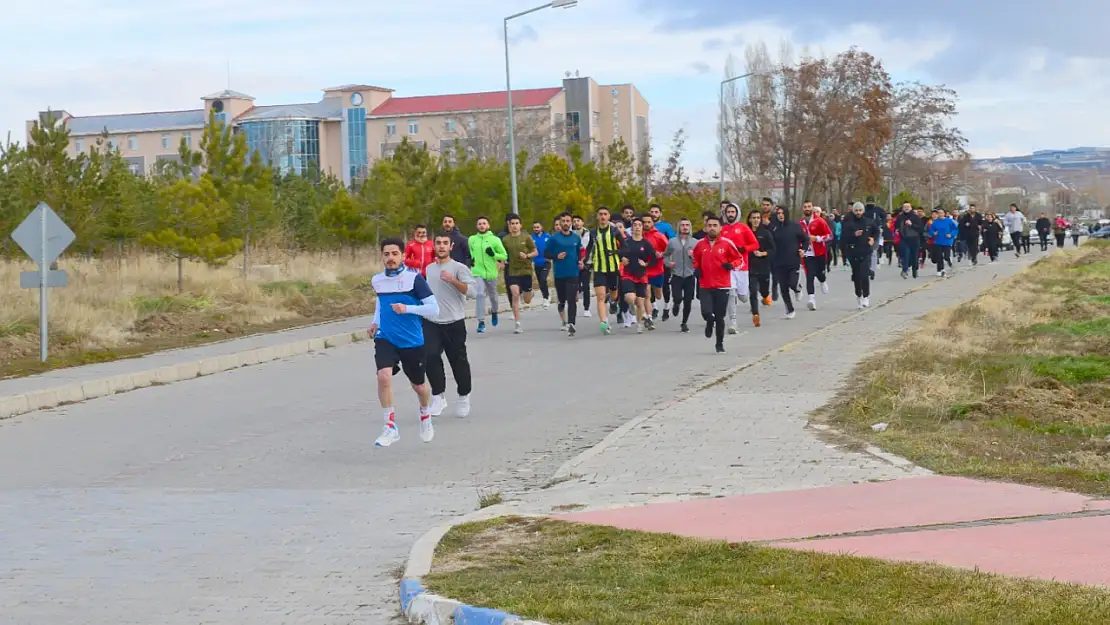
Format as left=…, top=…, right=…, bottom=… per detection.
left=1055, top=233, right=1066, bottom=248
left=422, top=319, right=472, bottom=397
left=534, top=263, right=550, bottom=299
left=773, top=266, right=800, bottom=313
left=985, top=239, right=1000, bottom=261
left=1010, top=231, right=1022, bottom=253
left=699, top=288, right=729, bottom=345
left=932, top=245, right=952, bottom=272
left=578, top=269, right=591, bottom=310
left=883, top=241, right=894, bottom=264
left=554, top=276, right=577, bottom=324
left=670, top=274, right=696, bottom=324
left=749, top=273, right=770, bottom=315
left=804, top=256, right=826, bottom=295
left=848, top=254, right=871, bottom=297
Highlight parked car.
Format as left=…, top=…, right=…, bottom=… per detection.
left=1090, top=226, right=1110, bottom=240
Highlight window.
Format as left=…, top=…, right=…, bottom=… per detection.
left=445, top=118, right=455, bottom=133
left=108, top=138, right=117, bottom=150
left=214, top=112, right=227, bottom=126
left=347, top=108, right=368, bottom=183
left=74, top=139, right=83, bottom=152
left=182, top=132, right=191, bottom=147
left=127, top=136, right=137, bottom=151
left=161, top=134, right=170, bottom=149
left=241, top=119, right=321, bottom=176
left=467, top=116, right=477, bottom=131
left=408, top=120, right=419, bottom=135
left=592, top=111, right=600, bottom=128
left=567, top=111, right=581, bottom=142
left=386, top=122, right=396, bottom=137
left=128, top=162, right=141, bottom=175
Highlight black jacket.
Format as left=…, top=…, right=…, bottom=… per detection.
left=958, top=212, right=984, bottom=241
left=1035, top=217, right=1052, bottom=234
left=770, top=207, right=809, bottom=269
left=864, top=203, right=887, bottom=227
left=895, top=211, right=925, bottom=241
left=982, top=220, right=1003, bottom=244
left=446, top=228, right=472, bottom=266
left=841, top=213, right=879, bottom=256
left=749, top=224, right=776, bottom=276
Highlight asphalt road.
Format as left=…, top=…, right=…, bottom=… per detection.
left=0, top=256, right=1033, bottom=624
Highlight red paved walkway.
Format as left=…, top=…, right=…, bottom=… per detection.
left=553, top=476, right=1110, bottom=586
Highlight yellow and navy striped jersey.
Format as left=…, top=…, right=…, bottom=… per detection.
left=589, top=224, right=624, bottom=273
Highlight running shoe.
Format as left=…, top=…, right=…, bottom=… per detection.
left=429, top=394, right=447, bottom=417
left=514, top=322, right=523, bottom=334
left=491, top=312, right=499, bottom=327
left=727, top=326, right=738, bottom=335
left=375, top=424, right=400, bottom=447
left=635, top=323, right=643, bottom=334
left=783, top=311, right=796, bottom=320
left=704, top=321, right=713, bottom=338
left=600, top=321, right=612, bottom=335
left=715, top=343, right=726, bottom=354
left=582, top=309, right=592, bottom=318
left=567, top=323, right=576, bottom=337
left=456, top=395, right=471, bottom=418
left=680, top=322, right=689, bottom=333
left=862, top=297, right=870, bottom=308
left=807, top=297, right=817, bottom=311
left=752, top=314, right=761, bottom=327
left=419, top=418, right=434, bottom=443
left=662, top=309, right=670, bottom=321
left=477, top=321, right=486, bottom=333
left=644, top=318, right=655, bottom=331
left=762, top=296, right=772, bottom=306
left=821, top=282, right=829, bottom=295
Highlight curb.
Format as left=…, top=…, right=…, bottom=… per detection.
left=0, top=295, right=511, bottom=421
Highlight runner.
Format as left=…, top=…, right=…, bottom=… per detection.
left=720, top=202, right=757, bottom=333
left=501, top=214, right=537, bottom=334
left=958, top=204, right=983, bottom=266
left=441, top=214, right=472, bottom=267
left=746, top=209, right=774, bottom=327
left=620, top=205, right=636, bottom=229
left=664, top=217, right=697, bottom=332
left=692, top=214, right=742, bottom=354
left=863, top=198, right=887, bottom=279
left=403, top=224, right=435, bottom=276
left=641, top=213, right=670, bottom=323
left=693, top=210, right=715, bottom=240
left=572, top=214, right=593, bottom=319
left=531, top=221, right=553, bottom=308
left=370, top=238, right=440, bottom=448
left=424, top=233, right=475, bottom=419
left=928, top=208, right=958, bottom=276
left=545, top=212, right=584, bottom=337
left=1002, top=203, right=1027, bottom=258
left=895, top=202, right=925, bottom=279
left=841, top=202, right=879, bottom=309
left=770, top=205, right=809, bottom=320
left=649, top=204, right=677, bottom=318
left=982, top=213, right=1003, bottom=262
left=467, top=216, right=507, bottom=333
left=800, top=201, right=832, bottom=311
left=619, top=217, right=656, bottom=333
left=1036, top=213, right=1052, bottom=251
left=586, top=206, right=623, bottom=335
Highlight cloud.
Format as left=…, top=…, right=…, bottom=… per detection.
left=1, top=0, right=1105, bottom=179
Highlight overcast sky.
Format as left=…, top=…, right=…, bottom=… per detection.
left=2, top=0, right=1104, bottom=176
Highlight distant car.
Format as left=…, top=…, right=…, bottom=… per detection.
left=1090, top=226, right=1110, bottom=240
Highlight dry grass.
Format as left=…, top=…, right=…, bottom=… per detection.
left=425, top=516, right=1110, bottom=624
left=0, top=250, right=381, bottom=377
left=817, top=240, right=1110, bottom=494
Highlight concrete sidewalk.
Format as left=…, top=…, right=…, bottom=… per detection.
left=0, top=294, right=509, bottom=420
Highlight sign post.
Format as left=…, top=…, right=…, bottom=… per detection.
left=10, top=202, right=75, bottom=361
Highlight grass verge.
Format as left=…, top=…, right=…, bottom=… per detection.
left=815, top=240, right=1110, bottom=495
left=425, top=516, right=1110, bottom=624
left=0, top=251, right=380, bottom=379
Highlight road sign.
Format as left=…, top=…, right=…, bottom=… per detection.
left=20, top=270, right=68, bottom=289
left=11, top=202, right=75, bottom=268
left=8, top=202, right=76, bottom=362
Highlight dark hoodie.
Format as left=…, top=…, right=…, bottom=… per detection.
left=446, top=228, right=473, bottom=266
left=841, top=212, right=879, bottom=257
left=770, top=207, right=809, bottom=269
left=864, top=202, right=887, bottom=227
left=749, top=222, right=775, bottom=276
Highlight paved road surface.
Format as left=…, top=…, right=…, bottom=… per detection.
left=0, top=257, right=1033, bottom=624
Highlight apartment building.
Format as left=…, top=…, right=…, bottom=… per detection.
left=29, top=76, right=649, bottom=187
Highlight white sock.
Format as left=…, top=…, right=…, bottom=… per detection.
left=383, top=407, right=395, bottom=426
left=419, top=404, right=430, bottom=420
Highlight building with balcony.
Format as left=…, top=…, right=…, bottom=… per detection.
left=28, top=76, right=649, bottom=187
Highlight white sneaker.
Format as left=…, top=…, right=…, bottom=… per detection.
left=514, top=322, right=523, bottom=334
left=727, top=325, right=738, bottom=335
left=635, top=323, right=643, bottom=334
left=429, top=394, right=446, bottom=417
left=807, top=296, right=817, bottom=311
left=821, top=281, right=829, bottom=295
left=783, top=311, right=796, bottom=320
left=419, top=418, right=434, bottom=443
left=543, top=298, right=551, bottom=309
left=862, top=297, right=870, bottom=308
left=456, top=395, right=471, bottom=418
left=375, top=424, right=400, bottom=447
left=582, top=309, right=592, bottom=318
left=857, top=297, right=865, bottom=309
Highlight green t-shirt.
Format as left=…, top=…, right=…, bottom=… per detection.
left=502, top=233, right=536, bottom=277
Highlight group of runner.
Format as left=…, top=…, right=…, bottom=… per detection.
left=366, top=198, right=895, bottom=447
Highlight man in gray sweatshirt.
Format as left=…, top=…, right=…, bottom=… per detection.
left=664, top=217, right=698, bottom=332
left=1002, top=204, right=1027, bottom=258
left=424, top=232, right=477, bottom=419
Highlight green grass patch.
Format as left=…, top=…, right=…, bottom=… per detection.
left=1031, top=356, right=1110, bottom=384
left=990, top=415, right=1110, bottom=439
left=0, top=320, right=35, bottom=338
left=1089, top=295, right=1110, bottom=305
left=425, top=517, right=1110, bottom=625
left=1069, top=260, right=1110, bottom=278
left=132, top=294, right=214, bottom=316
left=1028, top=317, right=1110, bottom=337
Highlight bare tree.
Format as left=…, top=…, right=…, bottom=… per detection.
left=427, top=109, right=561, bottom=166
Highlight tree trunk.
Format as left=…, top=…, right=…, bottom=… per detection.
left=242, top=229, right=251, bottom=278
left=177, top=257, right=184, bottom=294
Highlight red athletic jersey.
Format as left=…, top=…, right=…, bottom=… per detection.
left=643, top=229, right=669, bottom=278
left=802, top=217, right=832, bottom=257
left=404, top=239, right=435, bottom=276
left=692, top=236, right=742, bottom=289
left=721, top=222, right=758, bottom=271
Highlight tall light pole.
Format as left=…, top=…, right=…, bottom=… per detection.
left=505, top=0, right=578, bottom=215
left=718, top=72, right=750, bottom=203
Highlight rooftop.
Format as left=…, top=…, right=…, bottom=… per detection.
left=368, top=87, right=563, bottom=117
left=67, top=109, right=207, bottom=136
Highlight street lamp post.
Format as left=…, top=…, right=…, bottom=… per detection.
left=718, top=72, right=753, bottom=203
left=504, top=0, right=578, bottom=215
